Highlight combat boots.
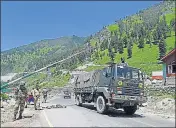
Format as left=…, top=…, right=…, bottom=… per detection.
left=13, top=114, right=17, bottom=121
left=17, top=113, right=22, bottom=120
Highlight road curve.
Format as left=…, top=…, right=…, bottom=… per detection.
left=39, top=96, right=175, bottom=127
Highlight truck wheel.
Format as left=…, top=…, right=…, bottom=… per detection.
left=96, top=96, right=108, bottom=114
left=123, top=105, right=137, bottom=115
left=75, top=96, right=82, bottom=106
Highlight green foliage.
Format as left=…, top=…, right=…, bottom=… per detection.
left=89, top=1, right=175, bottom=75
left=107, top=24, right=119, bottom=32
left=84, top=65, right=105, bottom=72
left=159, top=37, right=167, bottom=59
left=138, top=37, right=145, bottom=49
left=165, top=13, right=175, bottom=25
left=1, top=36, right=87, bottom=75
left=0, top=93, right=9, bottom=100
left=1, top=1, right=175, bottom=87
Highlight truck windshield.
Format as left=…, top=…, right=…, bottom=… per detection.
left=117, top=67, right=140, bottom=80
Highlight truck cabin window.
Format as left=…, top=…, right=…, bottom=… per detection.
left=117, top=67, right=140, bottom=80
left=104, top=66, right=113, bottom=77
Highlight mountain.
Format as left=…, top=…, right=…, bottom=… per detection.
left=1, top=1, right=175, bottom=87
left=86, top=1, right=175, bottom=75
left=1, top=35, right=87, bottom=75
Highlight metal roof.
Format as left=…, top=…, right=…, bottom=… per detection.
left=161, top=48, right=176, bottom=61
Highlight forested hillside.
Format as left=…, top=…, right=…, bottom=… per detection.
left=1, top=35, right=87, bottom=75
left=1, top=1, right=175, bottom=88
left=88, top=1, right=175, bottom=75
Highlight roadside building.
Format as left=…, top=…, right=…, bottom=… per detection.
left=152, top=71, right=163, bottom=80
left=160, top=48, right=176, bottom=86
left=161, top=48, right=176, bottom=78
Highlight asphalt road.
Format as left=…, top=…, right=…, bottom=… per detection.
left=39, top=95, right=175, bottom=127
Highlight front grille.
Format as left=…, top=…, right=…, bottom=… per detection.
left=122, top=86, right=140, bottom=96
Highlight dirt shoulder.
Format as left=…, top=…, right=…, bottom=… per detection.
left=1, top=103, right=42, bottom=127
left=140, top=96, right=175, bottom=119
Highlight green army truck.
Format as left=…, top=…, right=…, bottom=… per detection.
left=73, top=62, right=147, bottom=115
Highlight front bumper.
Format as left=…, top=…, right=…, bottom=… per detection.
left=111, top=95, right=147, bottom=104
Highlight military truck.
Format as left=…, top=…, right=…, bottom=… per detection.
left=73, top=62, right=147, bottom=115
left=63, top=88, right=71, bottom=99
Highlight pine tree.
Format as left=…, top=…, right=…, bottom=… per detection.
left=153, top=29, right=159, bottom=44
left=127, top=39, right=132, bottom=59
left=123, top=35, right=128, bottom=48
left=170, top=18, right=175, bottom=31
left=108, top=45, right=115, bottom=62
left=159, top=37, right=166, bottom=59
left=118, top=38, right=124, bottom=54
left=138, top=37, right=145, bottom=49
left=114, top=32, right=119, bottom=53
left=100, top=41, right=104, bottom=51
left=156, top=25, right=162, bottom=40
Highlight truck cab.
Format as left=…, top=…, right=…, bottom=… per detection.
left=100, top=63, right=147, bottom=114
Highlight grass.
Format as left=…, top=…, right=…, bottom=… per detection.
left=165, top=34, right=176, bottom=53
left=90, top=34, right=175, bottom=75
left=107, top=24, right=119, bottom=32
left=25, top=70, right=71, bottom=89
left=165, top=13, right=175, bottom=25
left=90, top=39, right=96, bottom=47
left=84, top=65, right=105, bottom=72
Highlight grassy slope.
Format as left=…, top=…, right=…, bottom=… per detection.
left=25, top=70, right=71, bottom=89
left=87, top=8, right=175, bottom=75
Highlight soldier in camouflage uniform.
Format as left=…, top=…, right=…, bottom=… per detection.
left=13, top=81, right=28, bottom=121
left=33, top=85, right=41, bottom=110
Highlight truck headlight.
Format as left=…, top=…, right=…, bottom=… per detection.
left=117, top=87, right=122, bottom=94
left=118, top=81, right=123, bottom=86
left=138, top=83, right=143, bottom=88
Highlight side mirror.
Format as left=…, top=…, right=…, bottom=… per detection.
left=103, top=72, right=108, bottom=77
left=105, top=72, right=108, bottom=77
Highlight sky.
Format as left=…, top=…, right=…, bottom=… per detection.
left=1, top=1, right=161, bottom=51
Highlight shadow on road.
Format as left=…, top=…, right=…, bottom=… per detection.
left=107, top=109, right=144, bottom=118
left=81, top=104, right=144, bottom=118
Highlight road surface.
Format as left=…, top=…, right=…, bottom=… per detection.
left=39, top=95, right=175, bottom=127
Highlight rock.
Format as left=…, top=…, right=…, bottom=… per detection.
left=1, top=108, right=5, bottom=112
left=56, top=104, right=63, bottom=108
left=42, top=106, right=46, bottom=108
left=39, top=107, right=43, bottom=110
left=142, top=103, right=148, bottom=107
left=23, top=114, right=33, bottom=118
left=46, top=106, right=51, bottom=109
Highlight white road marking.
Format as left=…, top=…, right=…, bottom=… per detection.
left=43, top=110, right=53, bottom=127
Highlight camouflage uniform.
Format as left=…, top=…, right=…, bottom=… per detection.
left=33, top=85, right=41, bottom=110
left=42, top=88, right=48, bottom=103
left=13, top=81, right=28, bottom=121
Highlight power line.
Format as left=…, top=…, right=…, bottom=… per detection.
left=1, top=47, right=93, bottom=89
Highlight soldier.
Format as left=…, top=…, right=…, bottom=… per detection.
left=121, top=57, right=128, bottom=66
left=13, top=81, right=28, bottom=121
left=33, top=85, right=41, bottom=110
left=42, top=88, right=48, bottom=103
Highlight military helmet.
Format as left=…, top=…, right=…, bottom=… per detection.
left=19, top=81, right=26, bottom=89
left=20, top=81, right=26, bottom=86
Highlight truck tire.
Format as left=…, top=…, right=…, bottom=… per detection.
left=75, top=96, right=82, bottom=106
left=96, top=96, right=108, bottom=114
left=123, top=105, right=137, bottom=115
